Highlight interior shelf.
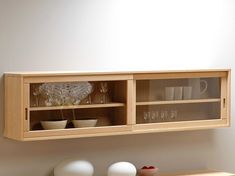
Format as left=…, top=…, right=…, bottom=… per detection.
left=136, top=98, right=221, bottom=106
left=29, top=102, right=125, bottom=111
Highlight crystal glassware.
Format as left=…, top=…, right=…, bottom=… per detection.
left=99, top=82, right=108, bottom=104
left=32, top=85, right=40, bottom=107
left=38, top=82, right=93, bottom=106
left=143, top=111, right=150, bottom=123
left=85, top=82, right=94, bottom=104
left=169, top=109, right=178, bottom=121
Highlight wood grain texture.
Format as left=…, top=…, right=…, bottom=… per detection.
left=4, top=75, right=24, bottom=140
left=136, top=99, right=221, bottom=106
left=29, top=103, right=125, bottom=111
left=127, top=79, right=136, bottom=125
left=133, top=119, right=228, bottom=132
left=133, top=71, right=228, bottom=80
left=4, top=69, right=230, bottom=76
left=24, top=125, right=132, bottom=141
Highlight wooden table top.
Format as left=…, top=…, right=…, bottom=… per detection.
left=160, top=170, right=234, bottom=176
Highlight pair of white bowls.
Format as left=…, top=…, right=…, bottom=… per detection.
left=40, top=119, right=97, bottom=130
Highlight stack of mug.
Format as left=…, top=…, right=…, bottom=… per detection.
left=165, top=86, right=192, bottom=100
left=165, top=79, right=208, bottom=100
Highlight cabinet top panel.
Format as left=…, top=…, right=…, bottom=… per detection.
left=4, top=69, right=231, bottom=77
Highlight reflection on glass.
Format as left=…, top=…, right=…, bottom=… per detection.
left=136, top=77, right=221, bottom=102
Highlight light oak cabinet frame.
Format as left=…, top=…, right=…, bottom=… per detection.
left=4, top=69, right=231, bottom=141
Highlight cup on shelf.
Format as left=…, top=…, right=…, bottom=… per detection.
left=183, top=86, right=192, bottom=100
left=143, top=110, right=160, bottom=123
left=174, top=87, right=183, bottom=100
left=188, top=78, right=208, bottom=99
left=160, top=109, right=168, bottom=121
left=146, top=108, right=178, bottom=122
left=143, top=111, right=151, bottom=123
left=165, top=87, right=174, bottom=100
left=169, top=109, right=178, bottom=120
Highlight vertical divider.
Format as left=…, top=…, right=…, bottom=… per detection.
left=220, top=75, right=228, bottom=120
left=24, top=83, right=30, bottom=132
left=127, top=79, right=136, bottom=125
left=225, top=70, right=231, bottom=125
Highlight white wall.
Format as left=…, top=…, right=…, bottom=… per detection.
left=0, top=0, right=235, bottom=176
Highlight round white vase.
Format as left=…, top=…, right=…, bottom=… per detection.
left=108, top=162, right=137, bottom=176
left=54, top=159, right=94, bottom=176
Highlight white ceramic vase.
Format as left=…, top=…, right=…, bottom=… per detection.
left=54, top=159, right=94, bottom=176
left=108, top=162, right=137, bottom=176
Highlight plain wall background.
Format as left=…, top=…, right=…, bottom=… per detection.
left=0, top=0, right=235, bottom=175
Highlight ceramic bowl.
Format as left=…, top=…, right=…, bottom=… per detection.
left=72, top=119, right=98, bottom=128
left=138, top=167, right=159, bottom=176
left=41, top=120, right=67, bottom=130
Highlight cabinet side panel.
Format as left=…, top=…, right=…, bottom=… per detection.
left=4, top=75, right=24, bottom=140
left=220, top=70, right=231, bottom=127
left=227, top=70, right=231, bottom=126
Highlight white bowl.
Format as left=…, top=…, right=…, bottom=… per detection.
left=41, top=120, right=67, bottom=130
left=72, top=119, right=98, bottom=128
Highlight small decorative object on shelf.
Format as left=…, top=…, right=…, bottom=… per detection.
left=54, top=159, right=94, bottom=176
left=85, top=82, right=95, bottom=104
left=143, top=108, right=178, bottom=123
left=40, top=109, right=67, bottom=130
left=72, top=119, right=98, bottom=128
left=32, top=84, right=40, bottom=107
left=99, top=82, right=109, bottom=104
left=40, top=120, right=67, bottom=130
left=138, top=166, right=159, bottom=176
left=108, top=162, right=137, bottom=176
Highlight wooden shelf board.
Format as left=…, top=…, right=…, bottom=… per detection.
left=136, top=98, right=221, bottom=106
left=24, top=125, right=132, bottom=140
left=30, top=102, right=125, bottom=111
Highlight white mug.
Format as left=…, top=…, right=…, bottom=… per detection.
left=165, top=87, right=174, bottom=100
left=188, top=78, right=208, bottom=99
left=183, top=86, right=192, bottom=100
left=174, top=87, right=183, bottom=100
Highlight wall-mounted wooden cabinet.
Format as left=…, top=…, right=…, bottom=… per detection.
left=4, top=70, right=231, bottom=141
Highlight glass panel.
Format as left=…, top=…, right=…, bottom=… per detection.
left=28, top=80, right=127, bottom=131
left=30, top=81, right=126, bottom=107
left=136, top=102, right=220, bottom=124
left=30, top=107, right=126, bottom=131
left=136, top=77, right=221, bottom=124
left=136, top=77, right=221, bottom=102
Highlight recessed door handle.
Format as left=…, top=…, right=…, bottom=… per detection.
left=25, top=108, right=28, bottom=120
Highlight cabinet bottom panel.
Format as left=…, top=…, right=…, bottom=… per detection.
left=133, top=119, right=229, bottom=132
left=24, top=125, right=132, bottom=140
